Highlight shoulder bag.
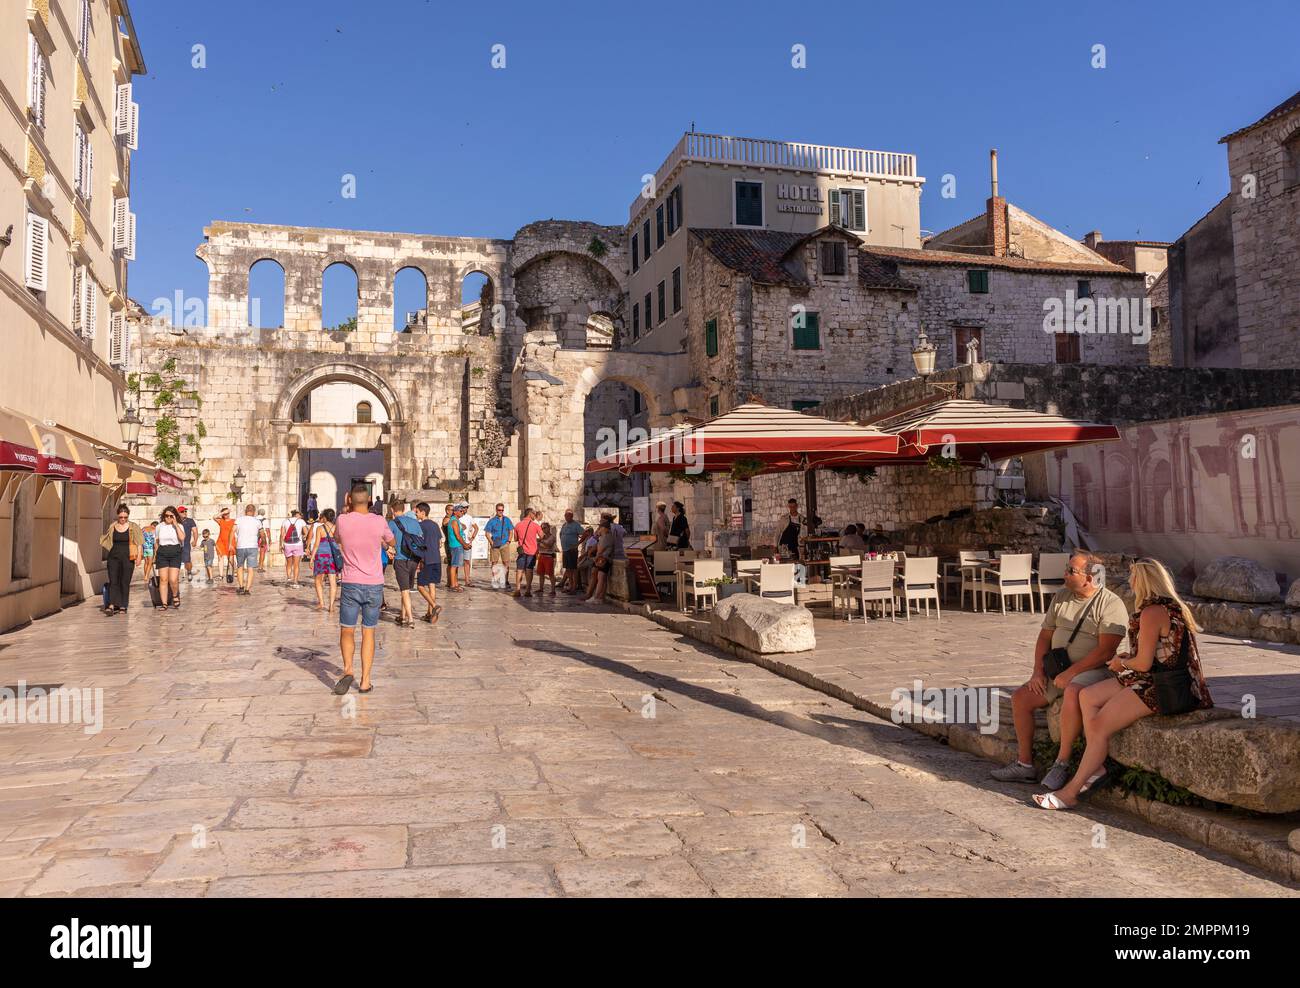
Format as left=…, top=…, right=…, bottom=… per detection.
left=1152, top=618, right=1197, bottom=715
left=1043, top=590, right=1105, bottom=680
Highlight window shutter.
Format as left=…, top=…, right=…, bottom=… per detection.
left=829, top=189, right=841, bottom=226
left=115, top=83, right=133, bottom=136
left=85, top=277, right=98, bottom=340
left=851, top=190, right=866, bottom=231
left=109, top=312, right=124, bottom=364
left=29, top=35, right=46, bottom=128
left=126, top=211, right=137, bottom=261
left=705, top=318, right=718, bottom=357
left=113, top=198, right=129, bottom=250
left=794, top=312, right=820, bottom=349
left=24, top=212, right=48, bottom=291
left=72, top=266, right=84, bottom=331
left=85, top=142, right=94, bottom=201
left=631, top=233, right=638, bottom=272
left=75, top=125, right=85, bottom=197
left=80, top=0, right=91, bottom=58
left=127, top=101, right=140, bottom=151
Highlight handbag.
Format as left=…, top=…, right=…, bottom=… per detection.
left=1152, top=625, right=1197, bottom=715
left=1044, top=590, right=1105, bottom=680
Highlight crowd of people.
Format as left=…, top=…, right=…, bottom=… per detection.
left=99, top=489, right=651, bottom=690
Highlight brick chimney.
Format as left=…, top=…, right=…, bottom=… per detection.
left=986, top=149, right=1008, bottom=257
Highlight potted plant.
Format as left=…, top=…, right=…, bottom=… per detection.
left=703, top=575, right=745, bottom=600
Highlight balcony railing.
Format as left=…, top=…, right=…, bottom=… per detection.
left=630, top=133, right=920, bottom=216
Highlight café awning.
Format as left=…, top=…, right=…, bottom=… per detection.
left=585, top=402, right=899, bottom=475
left=869, top=399, right=1121, bottom=464
left=99, top=454, right=159, bottom=497
left=0, top=407, right=40, bottom=473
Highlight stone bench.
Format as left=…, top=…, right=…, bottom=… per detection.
left=1047, top=700, right=1300, bottom=814
left=710, top=594, right=816, bottom=654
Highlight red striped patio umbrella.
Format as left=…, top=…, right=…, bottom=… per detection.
left=862, top=398, right=1121, bottom=464
left=585, top=402, right=899, bottom=475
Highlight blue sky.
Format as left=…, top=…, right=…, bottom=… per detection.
left=129, top=0, right=1300, bottom=327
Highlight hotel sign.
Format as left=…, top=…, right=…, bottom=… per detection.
left=777, top=183, right=823, bottom=215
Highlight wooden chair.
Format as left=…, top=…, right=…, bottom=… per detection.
left=683, top=559, right=723, bottom=612
left=980, top=553, right=1035, bottom=614
left=1033, top=552, right=1071, bottom=611
left=757, top=563, right=796, bottom=603
left=947, top=550, right=990, bottom=605
left=895, top=556, right=940, bottom=621
left=835, top=558, right=896, bottom=622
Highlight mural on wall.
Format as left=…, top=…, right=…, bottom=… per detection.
left=1047, top=405, right=1300, bottom=585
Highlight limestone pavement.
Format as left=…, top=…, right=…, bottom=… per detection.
left=0, top=573, right=1293, bottom=897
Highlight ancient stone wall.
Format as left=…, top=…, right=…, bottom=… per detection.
left=1166, top=196, right=1240, bottom=367
left=1224, top=106, right=1300, bottom=369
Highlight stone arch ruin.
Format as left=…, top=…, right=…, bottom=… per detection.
left=133, top=219, right=691, bottom=522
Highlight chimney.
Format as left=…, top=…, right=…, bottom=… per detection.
left=986, top=149, right=1008, bottom=257
left=1083, top=230, right=1103, bottom=250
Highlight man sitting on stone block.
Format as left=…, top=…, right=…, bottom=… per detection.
left=991, top=550, right=1128, bottom=790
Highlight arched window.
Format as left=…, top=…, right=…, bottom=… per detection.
left=460, top=270, right=494, bottom=333
left=393, top=266, right=428, bottom=332
left=356, top=401, right=373, bottom=424
left=322, top=262, right=359, bottom=332
left=248, top=259, right=285, bottom=329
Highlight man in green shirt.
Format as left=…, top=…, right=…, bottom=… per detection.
left=991, top=550, right=1128, bottom=790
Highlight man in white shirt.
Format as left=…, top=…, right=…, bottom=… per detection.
left=233, top=504, right=263, bottom=596
left=461, top=509, right=482, bottom=587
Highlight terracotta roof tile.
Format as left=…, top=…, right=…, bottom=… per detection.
left=863, top=244, right=1144, bottom=278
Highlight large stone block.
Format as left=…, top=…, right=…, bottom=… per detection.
left=1107, top=709, right=1300, bottom=813
left=1192, top=556, right=1282, bottom=604
left=710, top=594, right=815, bottom=654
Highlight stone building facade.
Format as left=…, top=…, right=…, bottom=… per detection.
left=1167, top=88, right=1300, bottom=370
left=1, top=0, right=147, bottom=633
left=1220, top=90, right=1300, bottom=368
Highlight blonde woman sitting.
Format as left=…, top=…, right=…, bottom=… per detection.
left=1033, top=557, right=1213, bottom=810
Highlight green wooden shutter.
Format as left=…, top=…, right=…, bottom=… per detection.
left=705, top=318, right=718, bottom=357
left=967, top=270, right=989, bottom=293
left=793, top=312, right=820, bottom=349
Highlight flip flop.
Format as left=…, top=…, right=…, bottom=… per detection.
left=1031, top=792, right=1075, bottom=811
left=332, top=674, right=354, bottom=695
left=358, top=684, right=374, bottom=694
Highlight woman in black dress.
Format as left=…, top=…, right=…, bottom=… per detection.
left=99, top=504, right=141, bottom=615
left=668, top=501, right=691, bottom=551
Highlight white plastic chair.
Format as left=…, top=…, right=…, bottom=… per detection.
left=683, top=559, right=723, bottom=612
left=980, top=553, right=1035, bottom=614
left=1034, top=552, right=1071, bottom=611
left=757, top=563, right=796, bottom=603
left=895, top=556, right=940, bottom=621
left=835, top=558, right=896, bottom=622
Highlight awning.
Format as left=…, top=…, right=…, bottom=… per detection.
left=586, top=402, right=899, bottom=475
left=154, top=468, right=186, bottom=493
left=0, top=407, right=40, bottom=472
left=868, top=399, right=1121, bottom=464
left=99, top=455, right=158, bottom=496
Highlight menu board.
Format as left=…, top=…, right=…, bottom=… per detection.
left=624, top=540, right=660, bottom=602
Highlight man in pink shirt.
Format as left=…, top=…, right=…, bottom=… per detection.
left=332, top=484, right=395, bottom=695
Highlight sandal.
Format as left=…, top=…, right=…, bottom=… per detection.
left=332, top=674, right=354, bottom=695
left=1079, top=770, right=1110, bottom=797
left=1031, top=792, right=1076, bottom=811
left=358, top=683, right=374, bottom=694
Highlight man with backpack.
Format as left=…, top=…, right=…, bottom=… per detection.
left=281, top=510, right=307, bottom=588
left=388, top=498, right=426, bottom=628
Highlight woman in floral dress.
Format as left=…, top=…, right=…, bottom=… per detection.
left=1034, top=558, right=1212, bottom=810
left=310, top=508, right=341, bottom=612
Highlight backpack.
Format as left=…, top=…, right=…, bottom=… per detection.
left=284, top=521, right=300, bottom=545
left=396, top=516, right=427, bottom=557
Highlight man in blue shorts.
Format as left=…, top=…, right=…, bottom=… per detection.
left=332, top=484, right=395, bottom=694
left=413, top=502, right=443, bottom=624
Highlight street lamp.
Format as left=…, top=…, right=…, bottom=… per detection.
left=911, top=328, right=937, bottom=380
left=118, top=406, right=142, bottom=453
left=229, top=467, right=245, bottom=504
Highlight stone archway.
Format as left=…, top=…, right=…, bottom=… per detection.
left=271, top=362, right=407, bottom=517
